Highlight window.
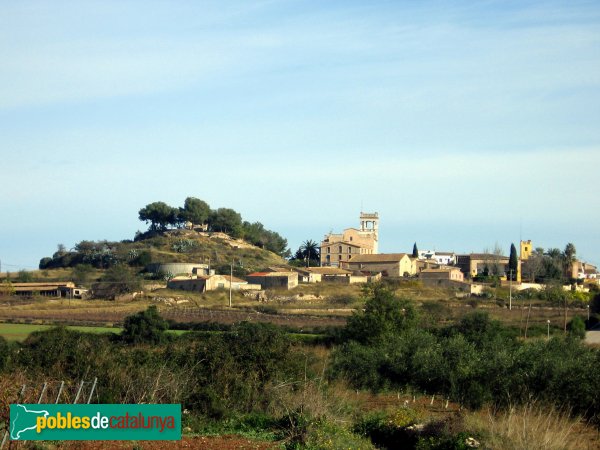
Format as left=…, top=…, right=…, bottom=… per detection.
left=339, top=246, right=342, bottom=253
left=327, top=247, right=330, bottom=254
left=348, top=247, right=352, bottom=254
left=339, top=255, right=342, bottom=260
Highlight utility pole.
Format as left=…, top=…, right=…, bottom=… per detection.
left=509, top=269, right=512, bottom=311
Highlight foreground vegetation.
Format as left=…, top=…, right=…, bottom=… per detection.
left=0, top=284, right=598, bottom=449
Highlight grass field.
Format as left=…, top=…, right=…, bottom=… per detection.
left=0, top=323, right=120, bottom=341
left=0, top=323, right=189, bottom=342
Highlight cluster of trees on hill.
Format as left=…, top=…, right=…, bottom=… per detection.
left=39, top=240, right=150, bottom=271
left=138, top=197, right=288, bottom=256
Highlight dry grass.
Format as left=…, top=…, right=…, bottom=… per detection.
left=466, top=403, right=599, bottom=450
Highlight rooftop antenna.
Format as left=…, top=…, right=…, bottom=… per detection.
left=519, top=217, right=522, bottom=242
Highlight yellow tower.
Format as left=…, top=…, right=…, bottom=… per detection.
left=517, top=240, right=533, bottom=283
left=520, top=240, right=532, bottom=261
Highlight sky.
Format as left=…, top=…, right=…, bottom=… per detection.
left=1, top=0, right=599, bottom=271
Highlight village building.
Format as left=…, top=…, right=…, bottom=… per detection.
left=418, top=250, right=457, bottom=266
left=414, top=258, right=441, bottom=274
left=420, top=267, right=464, bottom=282
left=292, top=266, right=348, bottom=283
left=167, top=274, right=260, bottom=292
left=456, top=253, right=510, bottom=279
left=246, top=271, right=299, bottom=290
left=147, top=262, right=213, bottom=277
left=341, top=253, right=416, bottom=277
left=320, top=212, right=378, bottom=267
left=9, top=282, right=87, bottom=298
left=570, top=261, right=598, bottom=280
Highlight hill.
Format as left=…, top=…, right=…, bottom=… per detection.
left=37, top=229, right=288, bottom=278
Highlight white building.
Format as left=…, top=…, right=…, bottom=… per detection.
left=418, top=250, right=456, bottom=266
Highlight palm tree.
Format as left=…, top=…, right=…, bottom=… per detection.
left=301, top=240, right=320, bottom=267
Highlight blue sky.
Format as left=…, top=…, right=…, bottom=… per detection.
left=1, top=0, right=599, bottom=271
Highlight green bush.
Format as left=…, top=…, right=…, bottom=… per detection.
left=0, top=336, right=9, bottom=370
left=354, top=409, right=422, bottom=449
left=567, top=316, right=586, bottom=339
left=121, top=306, right=170, bottom=344
left=292, top=419, right=375, bottom=450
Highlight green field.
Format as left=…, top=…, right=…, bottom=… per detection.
left=0, top=323, right=121, bottom=341
left=0, top=323, right=190, bottom=342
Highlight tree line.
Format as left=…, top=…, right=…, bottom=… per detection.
left=138, top=197, right=288, bottom=256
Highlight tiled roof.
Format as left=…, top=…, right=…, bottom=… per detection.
left=346, top=253, right=409, bottom=263
left=219, top=275, right=247, bottom=283
left=305, top=267, right=351, bottom=275
left=247, top=272, right=295, bottom=277
left=421, top=268, right=459, bottom=273
left=466, top=253, right=509, bottom=260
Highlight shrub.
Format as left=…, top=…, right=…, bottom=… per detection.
left=121, top=306, right=169, bottom=345
left=0, top=336, right=9, bottom=370
left=567, top=316, right=586, bottom=339
left=293, top=419, right=375, bottom=450
left=329, top=294, right=356, bottom=305
left=354, top=409, right=423, bottom=449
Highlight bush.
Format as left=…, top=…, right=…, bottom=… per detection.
left=0, top=336, right=9, bottom=370
left=567, top=316, right=586, bottom=339
left=38, top=257, right=52, bottom=269
left=354, top=409, right=423, bottom=449
left=292, top=419, right=375, bottom=449
left=17, top=327, right=111, bottom=377
left=121, top=306, right=169, bottom=345
left=254, top=304, right=278, bottom=315
left=329, top=294, right=356, bottom=306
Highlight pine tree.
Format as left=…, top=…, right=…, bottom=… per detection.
left=412, top=242, right=419, bottom=258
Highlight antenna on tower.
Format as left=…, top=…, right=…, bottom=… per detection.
left=519, top=217, right=523, bottom=243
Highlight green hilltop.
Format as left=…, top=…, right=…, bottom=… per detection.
left=37, top=197, right=290, bottom=277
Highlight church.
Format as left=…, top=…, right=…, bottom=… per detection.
left=320, top=212, right=379, bottom=267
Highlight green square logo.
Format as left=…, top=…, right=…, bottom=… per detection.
left=10, top=404, right=181, bottom=440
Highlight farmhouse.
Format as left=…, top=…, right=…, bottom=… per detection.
left=167, top=275, right=260, bottom=292
left=341, top=253, right=416, bottom=277
left=246, top=271, right=298, bottom=290
left=420, top=267, right=464, bottom=282
left=9, top=282, right=83, bottom=298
